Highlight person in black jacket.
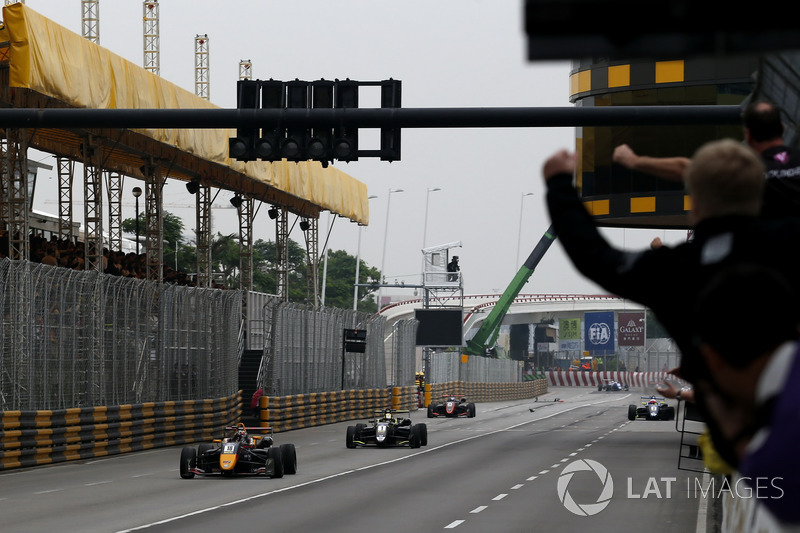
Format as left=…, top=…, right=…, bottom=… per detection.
left=612, top=101, right=800, bottom=221
left=542, top=138, right=800, bottom=465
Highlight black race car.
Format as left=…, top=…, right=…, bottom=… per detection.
left=627, top=396, right=675, bottom=421
left=598, top=379, right=629, bottom=391
left=179, top=423, right=297, bottom=478
left=346, top=408, right=428, bottom=448
left=427, top=395, right=476, bottom=418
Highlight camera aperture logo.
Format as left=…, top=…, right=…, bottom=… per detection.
left=557, top=459, right=614, bottom=516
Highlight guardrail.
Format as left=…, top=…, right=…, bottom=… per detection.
left=0, top=393, right=241, bottom=471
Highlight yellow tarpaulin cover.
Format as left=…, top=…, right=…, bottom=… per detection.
left=1, top=3, right=369, bottom=225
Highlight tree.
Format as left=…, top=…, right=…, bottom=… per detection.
left=320, top=249, right=380, bottom=312
left=122, top=211, right=188, bottom=270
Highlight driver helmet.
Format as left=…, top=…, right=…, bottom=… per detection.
left=237, top=428, right=247, bottom=440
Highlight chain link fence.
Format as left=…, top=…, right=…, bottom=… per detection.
left=0, top=259, right=241, bottom=410
left=427, top=350, right=523, bottom=384
left=258, top=300, right=418, bottom=397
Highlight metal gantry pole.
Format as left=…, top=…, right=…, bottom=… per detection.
left=82, top=137, right=103, bottom=272
left=57, top=157, right=75, bottom=243
left=195, top=182, right=212, bottom=287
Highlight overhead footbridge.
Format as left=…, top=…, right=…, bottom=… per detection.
left=0, top=3, right=368, bottom=290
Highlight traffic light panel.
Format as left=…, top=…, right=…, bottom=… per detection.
left=228, top=80, right=259, bottom=161
left=308, top=80, right=335, bottom=166
left=254, top=79, right=284, bottom=160
left=380, top=79, right=401, bottom=162
left=282, top=80, right=309, bottom=162
left=228, top=78, right=401, bottom=164
left=334, top=80, right=359, bottom=162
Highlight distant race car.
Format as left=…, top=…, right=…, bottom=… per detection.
left=346, top=408, right=427, bottom=448
left=427, top=395, right=476, bottom=418
left=598, top=379, right=629, bottom=392
left=179, top=423, right=297, bottom=478
left=628, top=396, right=675, bottom=421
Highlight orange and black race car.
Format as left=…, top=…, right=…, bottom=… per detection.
left=179, top=423, right=297, bottom=478
left=427, top=394, right=476, bottom=418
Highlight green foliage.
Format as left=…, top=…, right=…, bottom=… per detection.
left=122, top=211, right=378, bottom=308
left=320, top=249, right=380, bottom=312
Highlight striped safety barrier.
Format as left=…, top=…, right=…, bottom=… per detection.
left=546, top=370, right=684, bottom=389
left=0, top=393, right=241, bottom=471
left=427, top=379, right=547, bottom=406
left=258, top=387, right=418, bottom=432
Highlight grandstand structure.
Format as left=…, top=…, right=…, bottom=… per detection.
left=0, top=3, right=368, bottom=290
left=0, top=3, right=374, bottom=411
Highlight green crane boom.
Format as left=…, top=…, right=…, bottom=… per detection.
left=464, top=225, right=557, bottom=356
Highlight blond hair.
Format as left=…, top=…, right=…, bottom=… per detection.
left=686, top=139, right=765, bottom=220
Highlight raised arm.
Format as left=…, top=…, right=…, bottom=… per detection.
left=613, top=144, right=690, bottom=182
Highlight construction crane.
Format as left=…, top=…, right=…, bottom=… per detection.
left=463, top=225, right=558, bottom=356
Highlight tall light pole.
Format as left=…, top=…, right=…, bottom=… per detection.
left=132, top=186, right=142, bottom=255
left=422, top=187, right=441, bottom=250
left=378, top=188, right=404, bottom=310
left=354, top=194, right=379, bottom=311
left=516, top=192, right=534, bottom=266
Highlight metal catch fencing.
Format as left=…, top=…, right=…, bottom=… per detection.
left=0, top=259, right=242, bottom=411
left=428, top=351, right=524, bottom=384
left=258, top=300, right=418, bottom=397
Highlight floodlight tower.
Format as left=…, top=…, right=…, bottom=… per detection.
left=143, top=1, right=160, bottom=76
left=195, top=34, right=210, bottom=100
left=239, top=59, right=252, bottom=80
left=81, top=0, right=99, bottom=43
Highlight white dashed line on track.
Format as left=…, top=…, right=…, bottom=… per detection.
left=444, top=520, right=465, bottom=528
left=470, top=506, right=487, bottom=513
left=492, top=494, right=508, bottom=501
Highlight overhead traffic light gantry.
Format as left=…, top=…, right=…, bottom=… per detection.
left=228, top=78, right=402, bottom=165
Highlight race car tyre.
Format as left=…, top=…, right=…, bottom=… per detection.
left=280, top=443, right=297, bottom=475
left=417, top=423, right=428, bottom=446
left=627, top=404, right=637, bottom=421
left=598, top=383, right=603, bottom=391
left=196, top=443, right=215, bottom=470
left=427, top=405, right=434, bottom=418
left=409, top=425, right=422, bottom=449
left=268, top=446, right=284, bottom=478
left=663, top=406, right=675, bottom=421
left=355, top=423, right=366, bottom=434
left=468, top=403, right=476, bottom=418
left=346, top=425, right=357, bottom=449
left=179, top=446, right=196, bottom=479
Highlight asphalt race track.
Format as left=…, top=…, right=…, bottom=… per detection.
left=0, top=388, right=714, bottom=533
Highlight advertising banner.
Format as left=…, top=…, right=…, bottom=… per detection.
left=584, top=311, right=614, bottom=355
left=559, top=318, right=581, bottom=351
left=618, top=312, right=645, bottom=346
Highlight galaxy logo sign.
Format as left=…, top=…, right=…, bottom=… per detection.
left=618, top=312, right=645, bottom=347
left=584, top=311, right=614, bottom=355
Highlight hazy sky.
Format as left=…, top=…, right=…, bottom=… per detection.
left=21, top=1, right=687, bottom=298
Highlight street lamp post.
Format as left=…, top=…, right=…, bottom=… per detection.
left=354, top=195, right=379, bottom=311
left=132, top=186, right=142, bottom=255
left=422, top=187, right=441, bottom=250
left=378, top=188, right=404, bottom=310
left=515, top=192, right=534, bottom=267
